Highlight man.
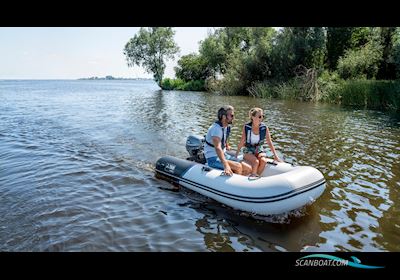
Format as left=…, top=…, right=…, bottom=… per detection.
left=204, top=105, right=251, bottom=176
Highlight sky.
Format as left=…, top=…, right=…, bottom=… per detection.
left=0, top=27, right=214, bottom=79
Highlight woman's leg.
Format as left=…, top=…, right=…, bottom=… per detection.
left=240, top=161, right=252, bottom=176
left=257, top=154, right=268, bottom=175
left=244, top=153, right=259, bottom=175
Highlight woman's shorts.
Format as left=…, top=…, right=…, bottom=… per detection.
left=243, top=146, right=266, bottom=157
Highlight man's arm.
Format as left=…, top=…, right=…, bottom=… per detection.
left=212, top=136, right=233, bottom=175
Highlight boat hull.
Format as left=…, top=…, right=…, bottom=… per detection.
left=155, top=156, right=326, bottom=215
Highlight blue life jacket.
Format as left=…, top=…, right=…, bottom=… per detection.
left=244, top=122, right=267, bottom=147
left=205, top=121, right=231, bottom=149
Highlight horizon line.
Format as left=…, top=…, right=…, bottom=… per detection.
left=0, top=77, right=155, bottom=80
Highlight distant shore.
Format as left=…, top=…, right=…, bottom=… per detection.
left=78, top=76, right=152, bottom=80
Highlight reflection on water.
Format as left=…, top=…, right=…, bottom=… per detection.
left=0, top=80, right=399, bottom=252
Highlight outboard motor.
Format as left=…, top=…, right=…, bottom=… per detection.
left=185, top=135, right=206, bottom=164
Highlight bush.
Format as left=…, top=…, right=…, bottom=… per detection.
left=204, top=76, right=222, bottom=93
left=160, top=78, right=206, bottom=91
left=337, top=40, right=383, bottom=79
left=179, top=80, right=206, bottom=91
left=317, top=70, right=344, bottom=103
left=219, top=71, right=247, bottom=95
left=161, top=78, right=185, bottom=90
left=219, top=51, right=267, bottom=96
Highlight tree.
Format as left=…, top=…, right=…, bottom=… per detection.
left=174, top=53, right=211, bottom=82
left=377, top=27, right=397, bottom=79
left=326, top=27, right=353, bottom=70
left=218, top=28, right=277, bottom=95
left=392, top=28, right=400, bottom=78
left=124, top=27, right=179, bottom=87
left=223, top=27, right=253, bottom=53
left=290, top=27, right=326, bottom=70
left=271, top=27, right=326, bottom=80
left=199, top=32, right=227, bottom=76
left=199, top=27, right=276, bottom=80
left=337, top=39, right=383, bottom=79
left=350, top=27, right=373, bottom=48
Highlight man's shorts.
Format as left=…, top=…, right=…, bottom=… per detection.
left=206, top=153, right=239, bottom=170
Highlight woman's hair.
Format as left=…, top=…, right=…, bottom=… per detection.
left=249, top=107, right=263, bottom=121
left=217, top=105, right=234, bottom=121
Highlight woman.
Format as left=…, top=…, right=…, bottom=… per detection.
left=235, top=107, right=282, bottom=178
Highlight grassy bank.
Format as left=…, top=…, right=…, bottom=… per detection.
left=161, top=75, right=399, bottom=112
left=335, top=80, right=400, bottom=111
left=249, top=78, right=400, bottom=112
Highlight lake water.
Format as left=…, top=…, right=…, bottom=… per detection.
left=1, top=80, right=399, bottom=251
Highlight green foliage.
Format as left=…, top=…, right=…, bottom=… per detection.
left=160, top=78, right=184, bottom=90
left=219, top=50, right=263, bottom=95
left=198, top=27, right=277, bottom=79
left=326, top=27, right=353, bottom=69
left=223, top=27, right=254, bottom=53
left=218, top=52, right=248, bottom=95
left=274, top=79, right=303, bottom=100
left=337, top=39, right=383, bottom=79
left=246, top=74, right=400, bottom=112
left=199, top=32, right=227, bottom=75
left=270, top=30, right=294, bottom=80
left=247, top=82, right=276, bottom=98
left=339, top=80, right=400, bottom=111
left=377, top=27, right=398, bottom=79
left=164, top=26, right=399, bottom=113
left=394, top=46, right=400, bottom=79
left=247, top=79, right=303, bottom=100
left=204, top=76, right=222, bottom=93
left=161, top=78, right=205, bottom=91
left=271, top=27, right=326, bottom=79
left=174, top=53, right=210, bottom=82
left=392, top=28, right=400, bottom=78
left=124, top=27, right=179, bottom=86
left=249, top=28, right=276, bottom=78
left=181, top=80, right=206, bottom=91
left=216, top=28, right=276, bottom=95
left=317, top=70, right=344, bottom=102
left=300, top=27, right=326, bottom=69
left=326, top=28, right=389, bottom=73
left=350, top=27, right=374, bottom=48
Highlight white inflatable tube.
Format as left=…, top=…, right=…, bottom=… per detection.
left=155, top=156, right=326, bottom=215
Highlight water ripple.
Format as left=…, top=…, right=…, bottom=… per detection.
left=1, top=80, right=399, bottom=252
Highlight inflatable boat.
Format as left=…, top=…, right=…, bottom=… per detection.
left=155, top=136, right=326, bottom=216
